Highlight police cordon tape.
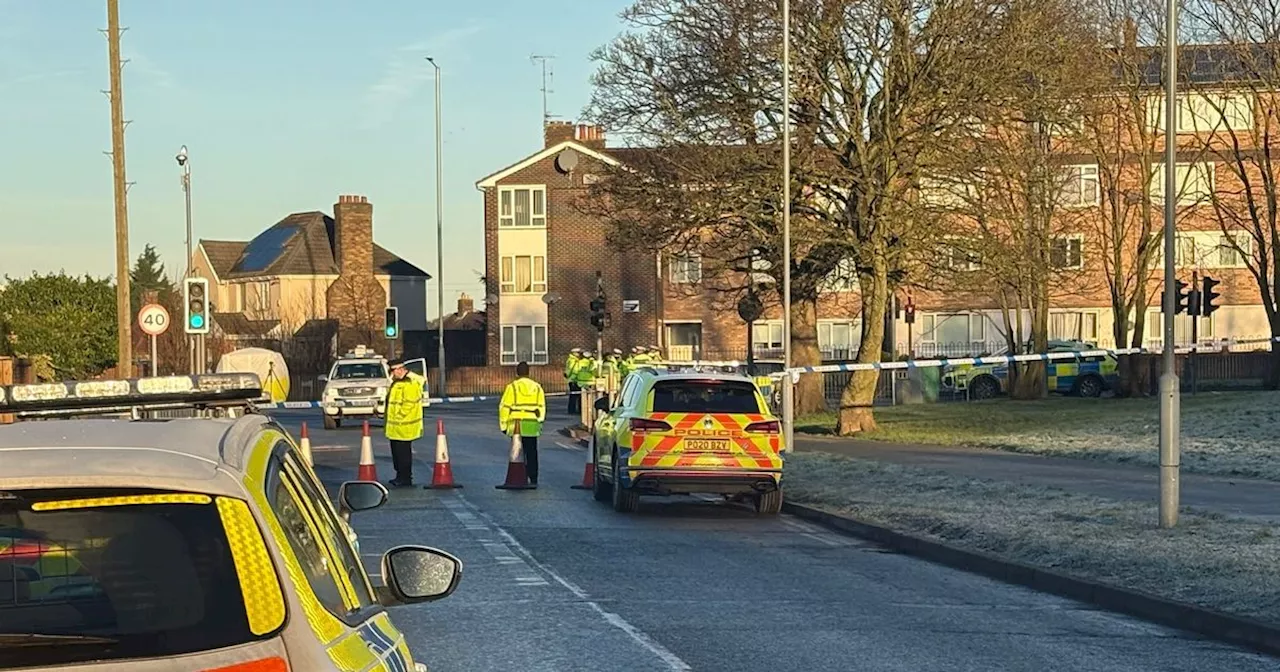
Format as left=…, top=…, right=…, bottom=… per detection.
left=256, top=392, right=571, bottom=410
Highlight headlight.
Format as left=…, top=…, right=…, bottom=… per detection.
left=375, top=387, right=387, bottom=397
left=324, top=388, right=339, bottom=399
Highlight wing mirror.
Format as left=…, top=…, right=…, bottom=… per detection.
left=593, top=397, right=611, bottom=413
left=318, top=374, right=328, bottom=382
left=337, top=480, right=388, bottom=521
left=377, top=546, right=463, bottom=606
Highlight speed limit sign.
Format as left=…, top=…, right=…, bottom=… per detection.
left=138, top=303, right=171, bottom=337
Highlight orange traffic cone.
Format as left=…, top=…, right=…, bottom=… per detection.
left=428, top=419, right=462, bottom=489
left=357, top=420, right=378, bottom=481
left=298, top=422, right=314, bottom=467
left=570, top=441, right=594, bottom=490
left=496, top=430, right=535, bottom=490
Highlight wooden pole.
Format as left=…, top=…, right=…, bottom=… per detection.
left=106, top=0, right=132, bottom=378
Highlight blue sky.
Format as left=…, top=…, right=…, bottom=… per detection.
left=0, top=0, right=631, bottom=318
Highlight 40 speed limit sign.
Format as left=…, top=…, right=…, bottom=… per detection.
left=138, top=303, right=171, bottom=336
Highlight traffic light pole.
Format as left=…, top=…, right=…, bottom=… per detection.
left=1158, top=4, right=1181, bottom=529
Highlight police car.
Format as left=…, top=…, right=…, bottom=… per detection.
left=321, top=347, right=429, bottom=430
left=940, top=339, right=1119, bottom=399
left=0, top=373, right=460, bottom=671
left=590, top=367, right=785, bottom=514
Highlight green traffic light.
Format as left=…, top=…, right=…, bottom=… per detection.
left=190, top=315, right=205, bottom=329
left=386, top=327, right=396, bottom=337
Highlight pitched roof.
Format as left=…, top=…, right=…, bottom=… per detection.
left=474, top=140, right=624, bottom=189
left=198, top=211, right=431, bottom=280
left=427, top=309, right=486, bottom=331
left=211, top=312, right=280, bottom=338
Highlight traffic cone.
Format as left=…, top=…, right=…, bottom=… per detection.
left=496, top=430, right=535, bottom=490
left=357, top=420, right=378, bottom=481
left=428, top=419, right=462, bottom=489
left=298, top=422, right=314, bottom=467
left=570, top=442, right=594, bottom=490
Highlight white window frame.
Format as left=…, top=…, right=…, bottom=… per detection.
left=1150, top=162, right=1214, bottom=205
left=1048, top=310, right=1100, bottom=342
left=497, top=185, right=547, bottom=228
left=1146, top=310, right=1214, bottom=346
left=1060, top=164, right=1100, bottom=208
left=1050, top=234, right=1085, bottom=270
left=941, top=236, right=982, bottom=271
left=498, top=255, right=547, bottom=294
left=1217, top=232, right=1251, bottom=268
left=500, top=324, right=548, bottom=365
left=818, top=319, right=860, bottom=359
left=920, top=313, right=985, bottom=345
left=1146, top=92, right=1254, bottom=134
left=669, top=252, right=702, bottom=284
left=752, top=320, right=785, bottom=354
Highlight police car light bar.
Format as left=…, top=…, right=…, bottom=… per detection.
left=0, top=373, right=264, bottom=415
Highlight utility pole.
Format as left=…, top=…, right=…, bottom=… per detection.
left=530, top=55, right=555, bottom=124
left=1159, top=0, right=1182, bottom=528
left=104, top=0, right=132, bottom=379
left=780, top=0, right=794, bottom=454
left=426, top=57, right=446, bottom=398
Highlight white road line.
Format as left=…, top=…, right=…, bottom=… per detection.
left=555, top=441, right=584, bottom=451
left=454, top=493, right=693, bottom=672
left=780, top=517, right=854, bottom=547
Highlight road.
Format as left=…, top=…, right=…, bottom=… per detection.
left=795, top=435, right=1280, bottom=522
left=269, top=404, right=1280, bottom=672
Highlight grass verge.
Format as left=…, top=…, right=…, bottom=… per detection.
left=787, top=450, right=1280, bottom=624
left=797, top=391, right=1280, bottom=481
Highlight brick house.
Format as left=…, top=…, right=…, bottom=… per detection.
left=191, top=194, right=431, bottom=361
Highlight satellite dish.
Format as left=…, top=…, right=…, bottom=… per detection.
left=554, top=148, right=579, bottom=174
left=541, top=292, right=562, bottom=305
left=484, top=293, right=500, bottom=306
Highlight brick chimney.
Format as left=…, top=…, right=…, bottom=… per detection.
left=575, top=123, right=606, bottom=150
left=545, top=120, right=575, bottom=148
left=1122, top=17, right=1137, bottom=52
left=333, top=194, right=374, bottom=275
left=326, top=194, right=386, bottom=348
left=457, top=292, right=474, bottom=315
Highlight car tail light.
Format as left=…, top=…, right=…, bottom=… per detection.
left=745, top=420, right=780, bottom=434
left=202, top=658, right=288, bottom=672
left=630, top=418, right=672, bottom=432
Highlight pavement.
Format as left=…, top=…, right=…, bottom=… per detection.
left=267, top=403, right=1280, bottom=671
left=795, top=435, right=1280, bottom=522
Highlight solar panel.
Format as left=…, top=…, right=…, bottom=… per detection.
left=235, top=224, right=298, bottom=273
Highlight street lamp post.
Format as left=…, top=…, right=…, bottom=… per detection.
left=426, top=57, right=446, bottom=398
left=1158, top=0, right=1182, bottom=528
left=177, top=145, right=200, bottom=373
left=781, top=0, right=794, bottom=453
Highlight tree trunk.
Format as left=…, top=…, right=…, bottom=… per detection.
left=836, top=262, right=888, bottom=435
left=1268, top=313, right=1280, bottom=390
left=790, top=297, right=826, bottom=415
left=1011, top=275, right=1048, bottom=400
left=1120, top=289, right=1150, bottom=397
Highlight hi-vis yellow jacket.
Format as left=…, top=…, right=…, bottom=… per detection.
left=499, top=376, right=546, bottom=437
left=385, top=371, right=425, bottom=441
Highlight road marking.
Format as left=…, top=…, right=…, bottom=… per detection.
left=780, top=517, right=847, bottom=547
left=453, top=493, right=692, bottom=672
left=440, top=498, right=548, bottom=586
left=555, top=441, right=584, bottom=452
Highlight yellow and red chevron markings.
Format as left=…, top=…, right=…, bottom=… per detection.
left=626, top=412, right=782, bottom=471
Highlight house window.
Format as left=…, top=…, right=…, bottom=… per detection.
left=818, top=320, right=859, bottom=360
left=1146, top=93, right=1254, bottom=133
left=1049, top=312, right=1099, bottom=342
left=499, top=255, right=547, bottom=294
left=752, top=321, right=784, bottom=355
left=921, top=313, right=986, bottom=354
left=820, top=258, right=857, bottom=292
left=1050, top=235, right=1084, bottom=270
left=669, top=253, right=702, bottom=284
left=500, top=324, right=548, bottom=365
left=498, top=186, right=547, bottom=227
left=919, top=176, right=971, bottom=208
left=1218, top=232, right=1251, bottom=267
left=1060, top=165, right=1100, bottom=207
left=1150, top=162, right=1214, bottom=204
left=942, top=238, right=981, bottom=271
left=1146, top=310, right=1214, bottom=345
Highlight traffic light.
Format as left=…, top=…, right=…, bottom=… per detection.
left=1202, top=275, right=1222, bottom=317
left=590, top=296, right=606, bottom=332
left=1174, top=278, right=1190, bottom=315
left=384, top=306, right=399, bottom=339
left=183, top=277, right=210, bottom=334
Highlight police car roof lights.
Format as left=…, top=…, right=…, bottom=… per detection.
left=0, top=373, right=264, bottom=417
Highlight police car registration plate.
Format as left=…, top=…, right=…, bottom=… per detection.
left=685, top=439, right=731, bottom=452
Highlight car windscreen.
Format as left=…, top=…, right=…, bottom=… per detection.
left=332, top=362, right=386, bottom=380
left=0, top=489, right=268, bottom=669
left=650, top=380, right=762, bottom=414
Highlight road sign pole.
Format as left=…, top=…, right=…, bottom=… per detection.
left=151, top=333, right=158, bottom=377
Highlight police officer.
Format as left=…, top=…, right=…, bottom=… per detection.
left=499, top=361, right=547, bottom=486
left=384, top=358, right=426, bottom=487
left=601, top=349, right=622, bottom=403
left=565, top=348, right=583, bottom=414
left=573, top=350, right=598, bottom=413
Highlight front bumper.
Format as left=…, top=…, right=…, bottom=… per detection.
left=323, top=398, right=386, bottom=416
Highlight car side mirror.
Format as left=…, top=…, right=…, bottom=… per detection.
left=318, top=375, right=328, bottom=382
left=337, top=481, right=388, bottom=521
left=593, top=397, right=610, bottom=413
left=377, top=546, right=463, bottom=606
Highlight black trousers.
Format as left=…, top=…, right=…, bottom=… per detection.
left=567, top=381, right=581, bottom=413
left=390, top=439, right=414, bottom=483
left=522, top=436, right=539, bottom=484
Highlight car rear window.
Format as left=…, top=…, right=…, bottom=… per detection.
left=0, top=489, right=270, bottom=669
left=651, top=380, right=762, bottom=414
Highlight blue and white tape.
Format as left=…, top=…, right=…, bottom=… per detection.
left=257, top=391, right=570, bottom=410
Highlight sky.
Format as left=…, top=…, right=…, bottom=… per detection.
left=0, top=0, right=633, bottom=319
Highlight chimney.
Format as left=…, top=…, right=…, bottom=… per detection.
left=544, top=120, right=575, bottom=148
left=333, top=194, right=373, bottom=276
left=456, top=292, right=474, bottom=315
left=1122, top=17, right=1137, bottom=52
left=575, top=123, right=607, bottom=150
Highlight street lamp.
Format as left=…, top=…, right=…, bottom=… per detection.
left=781, top=0, right=794, bottom=453
left=1158, top=0, right=1182, bottom=528
left=176, top=145, right=201, bottom=373
left=425, top=56, right=446, bottom=398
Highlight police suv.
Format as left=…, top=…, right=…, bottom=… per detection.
left=320, top=346, right=398, bottom=430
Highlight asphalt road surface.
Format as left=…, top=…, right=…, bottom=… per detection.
left=269, top=404, right=1280, bottom=672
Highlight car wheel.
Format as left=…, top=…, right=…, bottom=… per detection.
left=592, top=438, right=611, bottom=503
left=611, top=447, right=639, bottom=513
left=755, top=487, right=783, bottom=515
left=1075, top=374, right=1104, bottom=398
left=323, top=415, right=337, bottom=430
left=969, top=375, right=1000, bottom=400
